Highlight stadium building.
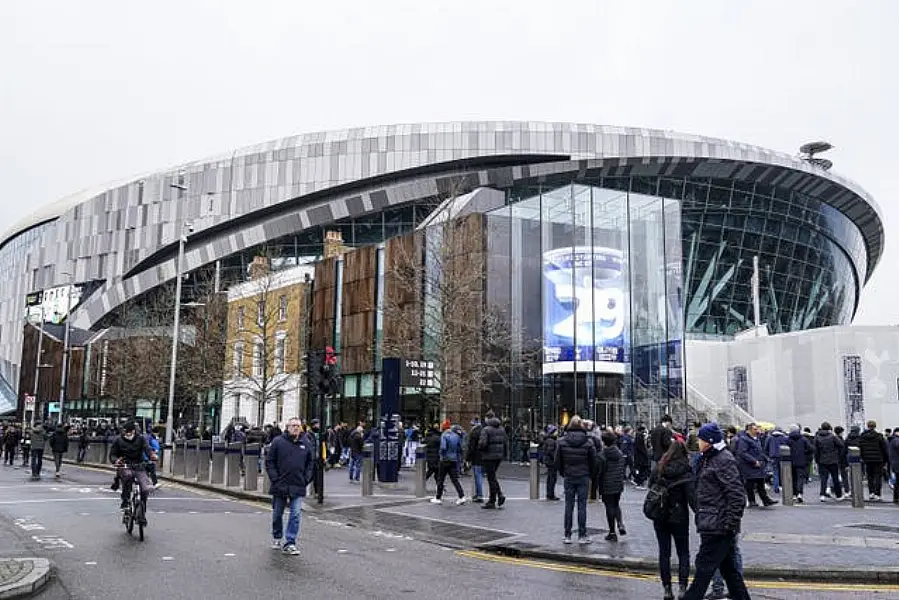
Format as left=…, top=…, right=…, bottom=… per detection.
left=0, top=122, right=883, bottom=428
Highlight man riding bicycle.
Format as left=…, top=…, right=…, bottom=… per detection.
left=109, top=422, right=157, bottom=516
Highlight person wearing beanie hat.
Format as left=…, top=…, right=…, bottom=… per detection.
left=680, top=423, right=749, bottom=600
left=441, top=419, right=452, bottom=432
left=431, top=420, right=468, bottom=506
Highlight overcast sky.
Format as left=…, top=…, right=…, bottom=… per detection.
left=1, top=1, right=896, bottom=323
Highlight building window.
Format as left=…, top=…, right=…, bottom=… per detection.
left=275, top=333, right=286, bottom=374
left=279, top=295, right=287, bottom=322
left=843, top=355, right=864, bottom=427
left=253, top=342, right=263, bottom=377
left=234, top=394, right=241, bottom=420
left=257, top=299, right=266, bottom=326
left=237, top=307, right=245, bottom=330
left=276, top=391, right=285, bottom=424
left=233, top=343, right=245, bottom=377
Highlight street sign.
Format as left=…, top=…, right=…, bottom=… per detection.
left=48, top=402, right=60, bottom=413
left=400, top=358, right=437, bottom=388
left=24, top=395, right=35, bottom=410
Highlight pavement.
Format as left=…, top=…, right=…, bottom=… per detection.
left=1, top=460, right=894, bottom=598
left=59, top=455, right=899, bottom=587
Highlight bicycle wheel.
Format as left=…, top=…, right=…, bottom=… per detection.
left=126, top=505, right=135, bottom=536
left=136, top=500, right=145, bottom=541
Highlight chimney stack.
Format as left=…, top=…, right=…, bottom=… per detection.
left=249, top=256, right=271, bottom=280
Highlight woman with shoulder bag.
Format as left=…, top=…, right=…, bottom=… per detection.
left=650, top=439, right=696, bottom=600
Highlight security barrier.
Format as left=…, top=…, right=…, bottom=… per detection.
left=197, top=440, right=212, bottom=482
left=225, top=442, right=242, bottom=487
left=244, top=443, right=260, bottom=491
left=210, top=442, right=226, bottom=484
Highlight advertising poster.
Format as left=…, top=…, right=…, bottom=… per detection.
left=542, top=245, right=626, bottom=373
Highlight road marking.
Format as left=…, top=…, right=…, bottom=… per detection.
left=382, top=508, right=521, bottom=538
left=85, top=562, right=97, bottom=566
left=32, top=535, right=74, bottom=550
left=224, top=553, right=236, bottom=557
left=456, top=550, right=899, bottom=592
left=79, top=512, right=91, bottom=516
left=337, top=549, right=348, bottom=553
left=14, top=517, right=46, bottom=531
left=0, top=497, right=232, bottom=505
left=161, top=557, right=174, bottom=561
left=386, top=548, right=396, bottom=552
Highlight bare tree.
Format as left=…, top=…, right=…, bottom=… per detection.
left=381, top=179, right=541, bottom=423
left=224, top=255, right=296, bottom=428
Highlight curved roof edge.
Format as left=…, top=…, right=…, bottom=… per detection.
left=2, top=121, right=884, bottom=265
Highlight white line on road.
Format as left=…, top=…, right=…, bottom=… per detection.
left=0, top=497, right=235, bottom=505
left=85, top=562, right=97, bottom=566
left=224, top=553, right=235, bottom=557
left=161, top=557, right=174, bottom=561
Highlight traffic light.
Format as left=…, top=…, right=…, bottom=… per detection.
left=308, top=347, right=341, bottom=396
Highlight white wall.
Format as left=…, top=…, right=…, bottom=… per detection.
left=686, top=326, right=899, bottom=430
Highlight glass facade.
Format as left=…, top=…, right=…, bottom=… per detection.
left=486, top=182, right=685, bottom=427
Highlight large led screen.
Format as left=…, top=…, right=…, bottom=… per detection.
left=543, top=245, right=626, bottom=374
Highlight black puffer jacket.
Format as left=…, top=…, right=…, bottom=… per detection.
left=478, top=418, right=507, bottom=462
left=423, top=429, right=442, bottom=467
left=857, top=429, right=888, bottom=464
left=554, top=429, right=596, bottom=479
left=650, top=458, right=696, bottom=527
left=466, top=424, right=483, bottom=465
left=814, top=430, right=842, bottom=466
left=693, top=447, right=746, bottom=535
left=541, top=436, right=558, bottom=468
left=49, top=429, right=69, bottom=454
left=597, top=445, right=626, bottom=495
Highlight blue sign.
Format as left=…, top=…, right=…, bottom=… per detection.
left=542, top=246, right=626, bottom=372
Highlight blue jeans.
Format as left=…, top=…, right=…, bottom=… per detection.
left=770, top=458, right=781, bottom=491
left=472, top=465, right=484, bottom=498
left=30, top=449, right=44, bottom=478
left=563, top=475, right=590, bottom=538
left=272, top=495, right=303, bottom=545
left=349, top=455, right=362, bottom=481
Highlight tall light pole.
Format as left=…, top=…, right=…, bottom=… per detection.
left=30, top=303, right=46, bottom=428
left=164, top=173, right=191, bottom=471
left=58, top=273, right=74, bottom=424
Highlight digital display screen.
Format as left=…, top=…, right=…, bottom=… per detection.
left=542, top=245, right=626, bottom=373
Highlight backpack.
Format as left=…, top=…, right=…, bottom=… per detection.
left=642, top=481, right=670, bottom=521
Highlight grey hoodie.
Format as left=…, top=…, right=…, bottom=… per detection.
left=30, top=425, right=46, bottom=451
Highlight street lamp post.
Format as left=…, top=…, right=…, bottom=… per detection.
left=30, top=305, right=45, bottom=428
left=164, top=175, right=191, bottom=473
left=58, top=273, right=74, bottom=425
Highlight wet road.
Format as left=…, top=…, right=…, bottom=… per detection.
left=0, top=463, right=891, bottom=599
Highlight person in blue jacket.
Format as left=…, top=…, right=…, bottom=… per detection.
left=430, top=420, right=468, bottom=505
left=265, top=417, right=314, bottom=555
left=144, top=430, right=162, bottom=488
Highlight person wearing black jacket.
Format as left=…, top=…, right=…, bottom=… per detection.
left=109, top=422, right=157, bottom=515
left=597, top=431, right=627, bottom=541
left=48, top=425, right=69, bottom=478
left=633, top=425, right=650, bottom=488
left=650, top=415, right=674, bottom=463
left=786, top=425, right=814, bottom=502
left=681, top=423, right=749, bottom=600
left=423, top=425, right=442, bottom=486
left=649, top=440, right=696, bottom=600
left=554, top=416, right=596, bottom=544
left=541, top=426, right=560, bottom=501
left=265, top=418, right=314, bottom=555
left=858, top=419, right=889, bottom=500
left=814, top=422, right=845, bottom=501
left=478, top=413, right=507, bottom=509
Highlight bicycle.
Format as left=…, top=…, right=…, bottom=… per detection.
left=117, top=461, right=154, bottom=541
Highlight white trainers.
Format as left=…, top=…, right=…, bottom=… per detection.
left=282, top=544, right=300, bottom=555
left=455, top=496, right=469, bottom=505
left=820, top=495, right=828, bottom=502
left=430, top=497, right=442, bottom=504
left=271, top=538, right=282, bottom=549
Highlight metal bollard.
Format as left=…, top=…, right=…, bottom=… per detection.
left=243, top=443, right=260, bottom=491
left=361, top=443, right=373, bottom=497
left=415, top=446, right=427, bottom=498
left=779, top=445, right=793, bottom=506
left=196, top=441, right=212, bottom=482
left=175, top=440, right=188, bottom=478
left=225, top=442, right=242, bottom=487
left=210, top=441, right=226, bottom=484
left=849, top=446, right=865, bottom=508
left=529, top=443, right=540, bottom=500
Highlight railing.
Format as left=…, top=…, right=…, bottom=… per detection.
left=685, top=382, right=755, bottom=428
